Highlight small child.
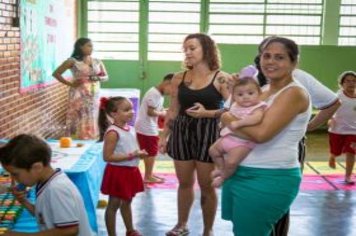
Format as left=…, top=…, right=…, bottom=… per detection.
left=209, top=77, right=267, bottom=187
left=0, top=134, right=93, bottom=236
left=98, top=96, right=147, bottom=236
left=135, top=73, right=173, bottom=184
left=328, top=71, right=356, bottom=184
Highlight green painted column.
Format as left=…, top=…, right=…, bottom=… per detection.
left=322, top=0, right=341, bottom=45
left=139, top=0, right=148, bottom=80
left=77, top=0, right=87, bottom=37
left=200, top=0, right=209, bottom=33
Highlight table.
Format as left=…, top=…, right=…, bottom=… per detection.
left=9, top=140, right=105, bottom=233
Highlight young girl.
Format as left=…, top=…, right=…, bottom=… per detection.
left=98, top=96, right=147, bottom=236
left=328, top=71, right=356, bottom=184
left=209, top=77, right=267, bottom=187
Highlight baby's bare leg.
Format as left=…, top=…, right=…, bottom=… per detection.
left=209, top=140, right=226, bottom=186
left=212, top=147, right=251, bottom=188
left=209, top=139, right=225, bottom=171
left=223, top=147, right=252, bottom=180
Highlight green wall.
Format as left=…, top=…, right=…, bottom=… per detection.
left=102, top=45, right=356, bottom=94
left=86, top=0, right=356, bottom=95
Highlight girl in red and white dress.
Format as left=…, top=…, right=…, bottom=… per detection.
left=98, top=96, right=147, bottom=236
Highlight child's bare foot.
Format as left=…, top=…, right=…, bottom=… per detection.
left=211, top=169, right=222, bottom=179
left=212, top=176, right=224, bottom=188
left=328, top=156, right=336, bottom=169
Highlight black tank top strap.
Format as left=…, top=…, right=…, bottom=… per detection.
left=181, top=71, right=188, bottom=83
left=211, top=70, right=220, bottom=84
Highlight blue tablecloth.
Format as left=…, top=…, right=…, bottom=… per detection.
left=10, top=140, right=105, bottom=233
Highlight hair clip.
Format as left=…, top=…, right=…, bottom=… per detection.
left=100, top=97, right=108, bottom=110
left=239, top=65, right=258, bottom=79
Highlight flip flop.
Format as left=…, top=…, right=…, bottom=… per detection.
left=166, top=227, right=189, bottom=236
left=144, top=176, right=164, bottom=184
left=153, top=174, right=166, bottom=181
left=344, top=179, right=355, bottom=185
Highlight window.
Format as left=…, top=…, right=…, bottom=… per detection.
left=209, top=0, right=265, bottom=44
left=339, top=0, right=356, bottom=45
left=148, top=0, right=200, bottom=61
left=209, top=0, right=323, bottom=45
left=87, top=1, right=139, bottom=60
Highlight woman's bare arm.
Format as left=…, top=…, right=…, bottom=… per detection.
left=52, top=59, right=75, bottom=87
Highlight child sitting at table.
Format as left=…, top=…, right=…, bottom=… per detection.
left=0, top=134, right=93, bottom=236
left=98, top=96, right=147, bottom=236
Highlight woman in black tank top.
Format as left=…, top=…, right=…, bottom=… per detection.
left=159, top=33, right=231, bottom=236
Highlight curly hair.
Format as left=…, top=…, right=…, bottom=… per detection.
left=183, top=33, right=221, bottom=70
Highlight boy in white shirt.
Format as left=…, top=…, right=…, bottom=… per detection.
left=0, top=134, right=93, bottom=236
left=135, top=73, right=173, bottom=183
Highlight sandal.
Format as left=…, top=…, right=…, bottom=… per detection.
left=166, top=226, right=189, bottom=236
left=144, top=176, right=164, bottom=184
left=154, top=174, right=166, bottom=181
left=126, top=230, right=142, bottom=236
left=344, top=178, right=355, bottom=185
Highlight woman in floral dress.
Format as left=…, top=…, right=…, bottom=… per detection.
left=53, top=38, right=108, bottom=139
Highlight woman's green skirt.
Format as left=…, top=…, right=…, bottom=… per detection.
left=222, top=166, right=301, bottom=236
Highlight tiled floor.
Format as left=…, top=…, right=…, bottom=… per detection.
left=96, top=131, right=356, bottom=236
left=96, top=189, right=356, bottom=236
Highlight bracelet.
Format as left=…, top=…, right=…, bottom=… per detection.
left=127, top=153, right=135, bottom=161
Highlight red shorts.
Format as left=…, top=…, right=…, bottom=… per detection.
left=328, top=132, right=356, bottom=156
left=101, top=164, right=144, bottom=201
left=136, top=133, right=159, bottom=156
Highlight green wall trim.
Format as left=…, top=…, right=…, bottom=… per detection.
left=322, top=0, right=341, bottom=45
left=80, top=1, right=355, bottom=97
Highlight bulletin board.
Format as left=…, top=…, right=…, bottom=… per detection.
left=20, top=0, right=76, bottom=93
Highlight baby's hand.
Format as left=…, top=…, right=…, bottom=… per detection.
left=228, top=120, right=241, bottom=130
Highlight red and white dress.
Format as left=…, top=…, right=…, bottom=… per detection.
left=101, top=124, right=144, bottom=200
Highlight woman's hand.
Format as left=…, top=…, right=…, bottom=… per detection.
left=227, top=73, right=239, bottom=92
left=158, top=137, right=168, bottom=154
left=185, top=102, right=206, bottom=118
left=70, top=80, right=82, bottom=88
left=220, top=112, right=239, bottom=127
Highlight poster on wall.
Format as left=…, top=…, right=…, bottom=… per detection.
left=20, top=0, right=76, bottom=93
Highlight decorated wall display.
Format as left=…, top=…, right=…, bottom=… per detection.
left=20, top=0, right=76, bottom=93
